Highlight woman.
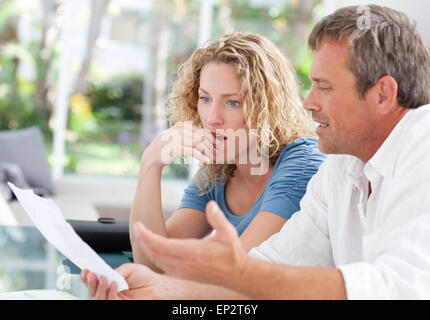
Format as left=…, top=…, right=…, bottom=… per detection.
left=128, top=31, right=325, bottom=269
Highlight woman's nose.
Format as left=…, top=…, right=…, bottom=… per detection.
left=206, top=104, right=224, bottom=126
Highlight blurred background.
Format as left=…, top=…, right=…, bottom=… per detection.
left=0, top=0, right=324, bottom=182
left=0, top=0, right=429, bottom=219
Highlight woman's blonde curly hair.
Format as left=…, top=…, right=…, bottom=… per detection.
left=166, top=31, right=315, bottom=194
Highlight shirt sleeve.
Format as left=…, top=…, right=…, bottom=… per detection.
left=177, top=175, right=212, bottom=213
left=259, top=139, right=326, bottom=220
left=338, top=134, right=430, bottom=299
left=249, top=158, right=335, bottom=267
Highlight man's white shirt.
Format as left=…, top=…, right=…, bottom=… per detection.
left=249, top=104, right=430, bottom=299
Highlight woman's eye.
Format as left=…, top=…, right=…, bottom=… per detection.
left=200, top=96, right=211, bottom=103
left=228, top=100, right=240, bottom=107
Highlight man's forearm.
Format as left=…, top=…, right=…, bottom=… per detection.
left=189, top=281, right=250, bottom=300
left=161, top=275, right=250, bottom=300
left=227, top=256, right=347, bottom=299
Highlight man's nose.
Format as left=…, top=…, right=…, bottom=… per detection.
left=303, top=87, right=321, bottom=112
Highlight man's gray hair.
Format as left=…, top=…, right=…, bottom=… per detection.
left=308, top=5, right=430, bottom=109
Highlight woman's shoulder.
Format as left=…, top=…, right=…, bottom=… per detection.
left=266, top=137, right=325, bottom=193
left=277, top=137, right=325, bottom=164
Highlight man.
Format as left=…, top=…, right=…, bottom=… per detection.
left=82, top=5, right=430, bottom=299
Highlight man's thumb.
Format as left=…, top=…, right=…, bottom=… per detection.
left=206, top=201, right=238, bottom=239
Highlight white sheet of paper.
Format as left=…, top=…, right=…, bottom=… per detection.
left=8, top=183, right=129, bottom=292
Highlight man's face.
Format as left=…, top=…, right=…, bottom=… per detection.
left=304, top=39, right=376, bottom=156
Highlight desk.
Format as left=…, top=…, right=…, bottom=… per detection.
left=0, top=225, right=131, bottom=299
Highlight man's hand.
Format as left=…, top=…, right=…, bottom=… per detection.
left=81, top=263, right=170, bottom=300
left=82, top=263, right=213, bottom=300
left=134, top=201, right=249, bottom=286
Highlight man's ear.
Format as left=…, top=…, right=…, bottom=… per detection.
left=373, top=75, right=399, bottom=115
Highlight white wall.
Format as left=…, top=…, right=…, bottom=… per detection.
left=322, top=0, right=430, bottom=45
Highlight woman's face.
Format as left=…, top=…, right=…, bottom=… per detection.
left=197, top=62, right=249, bottom=164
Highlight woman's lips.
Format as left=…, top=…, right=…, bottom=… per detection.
left=212, top=133, right=227, bottom=142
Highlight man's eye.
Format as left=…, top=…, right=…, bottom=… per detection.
left=319, top=87, right=331, bottom=91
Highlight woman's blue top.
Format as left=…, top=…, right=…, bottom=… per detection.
left=178, top=137, right=326, bottom=235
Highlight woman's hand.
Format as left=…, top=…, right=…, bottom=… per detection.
left=143, top=122, right=217, bottom=167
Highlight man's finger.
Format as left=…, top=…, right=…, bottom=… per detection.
left=115, top=263, right=139, bottom=280
left=81, top=269, right=88, bottom=285
left=87, top=272, right=99, bottom=297
left=133, top=222, right=204, bottom=275
left=95, top=276, right=108, bottom=300
left=205, top=201, right=238, bottom=240
left=134, top=222, right=197, bottom=259
left=107, top=281, right=119, bottom=300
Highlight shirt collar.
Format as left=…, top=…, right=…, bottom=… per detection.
left=347, top=155, right=365, bottom=181
left=365, top=109, right=413, bottom=178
